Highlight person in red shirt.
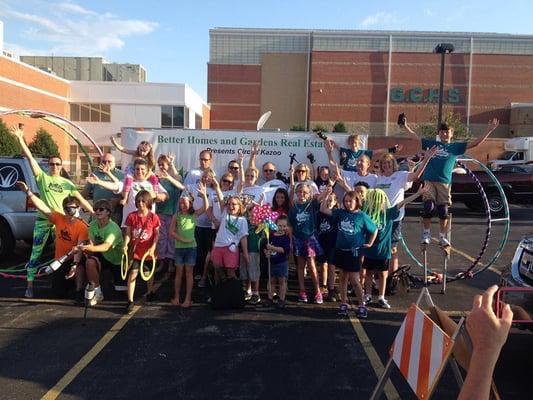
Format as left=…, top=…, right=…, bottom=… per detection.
left=17, top=181, right=88, bottom=299
left=123, top=190, right=160, bottom=313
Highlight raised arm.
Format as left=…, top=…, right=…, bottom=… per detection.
left=402, top=119, right=420, bottom=141
left=396, top=183, right=430, bottom=209
left=11, top=125, right=42, bottom=177
left=86, top=173, right=120, bottom=192
left=467, top=118, right=499, bottom=150
left=319, top=188, right=334, bottom=216
left=159, top=169, right=185, bottom=190
left=407, top=145, right=438, bottom=182
left=72, top=191, right=94, bottom=214
left=110, top=136, right=137, bottom=156
left=16, top=181, right=52, bottom=217
left=193, top=182, right=210, bottom=217
left=248, top=142, right=259, bottom=170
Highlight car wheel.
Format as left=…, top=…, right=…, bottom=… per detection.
left=487, top=193, right=504, bottom=215
left=0, top=220, right=15, bottom=258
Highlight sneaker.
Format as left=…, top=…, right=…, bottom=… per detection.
left=90, top=287, right=104, bottom=306
left=439, top=236, right=450, bottom=247
left=276, top=299, right=286, bottom=309
left=356, top=305, right=368, bottom=319
left=421, top=230, right=431, bottom=245
left=146, top=292, right=157, bottom=302
left=338, top=303, right=348, bottom=316
left=250, top=294, right=261, bottom=305
left=24, top=287, right=34, bottom=299
left=197, top=278, right=207, bottom=288
left=298, top=292, right=308, bottom=303
left=363, top=294, right=372, bottom=305
left=314, top=292, right=323, bottom=304
left=244, top=291, right=252, bottom=301
left=378, top=298, right=391, bottom=309
left=125, top=301, right=135, bottom=314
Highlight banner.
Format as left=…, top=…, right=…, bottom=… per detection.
left=121, top=128, right=367, bottom=179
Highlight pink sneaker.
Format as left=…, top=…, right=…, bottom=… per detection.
left=314, top=292, right=323, bottom=304
left=298, top=292, right=308, bottom=303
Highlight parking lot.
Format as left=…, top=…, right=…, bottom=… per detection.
left=0, top=204, right=531, bottom=399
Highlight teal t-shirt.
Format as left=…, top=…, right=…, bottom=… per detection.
left=362, top=207, right=400, bottom=260
left=84, top=169, right=125, bottom=202
left=422, top=139, right=467, bottom=184
left=340, top=148, right=373, bottom=172
left=331, top=209, right=377, bottom=250
left=156, top=178, right=181, bottom=216
left=288, top=200, right=319, bottom=240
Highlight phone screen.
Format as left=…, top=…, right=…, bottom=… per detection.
left=496, top=287, right=533, bottom=324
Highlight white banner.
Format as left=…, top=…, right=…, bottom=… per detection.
left=121, top=128, right=367, bottom=179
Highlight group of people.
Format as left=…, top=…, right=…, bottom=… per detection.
left=12, top=116, right=500, bottom=318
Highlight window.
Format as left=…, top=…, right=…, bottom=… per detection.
left=70, top=103, right=111, bottom=122
left=161, top=106, right=185, bottom=128
left=195, top=113, right=203, bottom=129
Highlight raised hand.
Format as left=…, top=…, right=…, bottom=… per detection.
left=324, top=138, right=334, bottom=153
left=251, top=142, right=259, bottom=156
left=86, top=173, right=100, bottom=184
left=487, top=118, right=500, bottom=132
left=167, top=153, right=175, bottom=164
left=197, top=181, right=207, bottom=196
left=237, top=149, right=245, bottom=164
left=16, top=181, right=29, bottom=193
left=11, top=124, right=24, bottom=140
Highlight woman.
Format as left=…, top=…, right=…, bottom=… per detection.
left=289, top=162, right=319, bottom=203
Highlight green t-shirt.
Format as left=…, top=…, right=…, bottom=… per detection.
left=175, top=214, right=197, bottom=249
left=156, top=178, right=181, bottom=216
left=35, top=170, right=78, bottom=218
left=247, top=224, right=261, bottom=253
left=422, top=139, right=467, bottom=184
left=88, top=219, right=123, bottom=265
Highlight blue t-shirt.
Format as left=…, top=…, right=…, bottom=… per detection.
left=288, top=200, right=319, bottom=240
left=269, top=234, right=291, bottom=264
left=362, top=207, right=400, bottom=260
left=339, top=148, right=373, bottom=172
left=422, top=139, right=467, bottom=184
left=331, top=209, right=377, bottom=250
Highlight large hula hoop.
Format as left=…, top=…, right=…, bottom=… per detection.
left=139, top=252, right=156, bottom=281
left=121, top=250, right=130, bottom=281
left=400, top=156, right=510, bottom=283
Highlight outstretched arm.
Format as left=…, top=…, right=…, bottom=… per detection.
left=193, top=182, right=210, bottom=217
left=86, top=174, right=120, bottom=192
left=402, top=120, right=420, bottom=141
left=110, top=136, right=137, bottom=156
left=159, top=169, right=185, bottom=190
left=396, top=183, right=429, bottom=209
left=407, top=145, right=439, bottom=182
left=16, top=181, right=52, bottom=217
left=11, top=125, right=42, bottom=177
left=72, top=191, right=94, bottom=213
left=248, top=142, right=259, bottom=170
left=467, top=118, right=499, bottom=150
left=319, top=188, right=334, bottom=216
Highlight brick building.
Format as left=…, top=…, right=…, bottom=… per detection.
left=208, top=28, right=533, bottom=138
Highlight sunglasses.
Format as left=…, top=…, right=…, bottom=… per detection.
left=65, top=205, right=79, bottom=210
left=263, top=169, right=274, bottom=172
left=222, top=179, right=233, bottom=184
left=95, top=207, right=109, bottom=212
left=229, top=166, right=240, bottom=170
left=49, top=162, right=61, bottom=166
left=296, top=170, right=306, bottom=173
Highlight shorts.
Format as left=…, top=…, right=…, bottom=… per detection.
left=334, top=249, right=362, bottom=272
left=175, top=247, right=197, bottom=266
left=363, top=257, right=389, bottom=272
left=293, top=235, right=323, bottom=258
left=129, top=258, right=155, bottom=272
left=270, top=261, right=289, bottom=278
left=211, top=246, right=239, bottom=269
left=317, top=237, right=335, bottom=264
left=240, top=252, right=260, bottom=281
left=391, top=220, right=402, bottom=247
left=422, top=181, right=452, bottom=206
left=87, top=253, right=125, bottom=286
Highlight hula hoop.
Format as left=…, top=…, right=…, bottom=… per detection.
left=121, top=250, right=130, bottom=281
left=400, top=156, right=510, bottom=283
left=139, top=252, right=156, bottom=281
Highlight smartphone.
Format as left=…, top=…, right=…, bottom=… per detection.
left=397, top=113, right=406, bottom=126
left=495, top=287, right=533, bottom=324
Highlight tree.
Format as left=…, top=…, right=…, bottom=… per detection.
left=416, top=109, right=472, bottom=141
left=312, top=124, right=329, bottom=133
left=28, top=128, right=60, bottom=158
left=332, top=121, right=347, bottom=133
left=0, top=118, right=22, bottom=156
left=290, top=124, right=306, bottom=131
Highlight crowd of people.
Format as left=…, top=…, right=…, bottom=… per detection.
left=11, top=117, right=500, bottom=318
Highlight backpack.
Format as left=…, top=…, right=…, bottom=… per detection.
left=386, top=265, right=416, bottom=296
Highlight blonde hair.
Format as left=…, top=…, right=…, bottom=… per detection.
left=226, top=195, right=245, bottom=216
left=347, top=134, right=361, bottom=146
left=244, top=167, right=259, bottom=179
left=379, top=153, right=399, bottom=173
left=295, top=163, right=312, bottom=181
left=363, top=189, right=390, bottom=227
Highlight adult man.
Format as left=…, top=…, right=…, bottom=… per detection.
left=17, top=181, right=88, bottom=299
left=248, top=143, right=287, bottom=204
left=77, top=199, right=124, bottom=306
left=11, top=125, right=93, bottom=298
left=402, top=118, right=499, bottom=246
left=184, top=149, right=214, bottom=186
left=82, top=153, right=125, bottom=225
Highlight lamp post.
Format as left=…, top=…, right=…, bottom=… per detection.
left=434, top=43, right=455, bottom=129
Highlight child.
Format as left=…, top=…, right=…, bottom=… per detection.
left=169, top=183, right=208, bottom=307
left=264, top=216, right=291, bottom=308
left=320, top=188, right=377, bottom=318
left=123, top=190, right=161, bottom=313
left=111, top=138, right=155, bottom=174
left=362, top=186, right=429, bottom=309
left=271, top=188, right=290, bottom=217
left=288, top=183, right=323, bottom=304
left=316, top=191, right=339, bottom=301
left=211, top=195, right=250, bottom=281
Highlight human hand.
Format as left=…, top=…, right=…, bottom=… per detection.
left=86, top=173, right=100, bottom=184
left=325, top=138, right=334, bottom=153
left=466, top=285, right=512, bottom=362
left=159, top=169, right=169, bottom=178
left=11, top=124, right=24, bottom=140
left=197, top=181, right=207, bottom=196
left=487, top=118, right=500, bottom=132
left=167, top=153, right=175, bottom=164
left=251, top=142, right=259, bottom=156
left=425, top=145, right=439, bottom=159
left=395, top=144, right=404, bottom=152
left=237, top=149, right=245, bottom=164
left=16, top=181, right=30, bottom=193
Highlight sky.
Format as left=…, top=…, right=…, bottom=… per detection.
left=1, top=0, right=533, bottom=100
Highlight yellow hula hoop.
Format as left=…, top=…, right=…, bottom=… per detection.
left=139, top=252, right=156, bottom=281
left=121, top=250, right=129, bottom=281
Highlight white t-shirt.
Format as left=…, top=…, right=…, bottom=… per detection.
left=335, top=171, right=377, bottom=199
left=211, top=189, right=237, bottom=228
left=261, top=179, right=288, bottom=205
left=184, top=168, right=217, bottom=186
left=214, top=210, right=248, bottom=247
left=185, top=184, right=216, bottom=228
left=117, top=180, right=168, bottom=227
left=241, top=185, right=266, bottom=204
left=375, top=171, right=412, bottom=221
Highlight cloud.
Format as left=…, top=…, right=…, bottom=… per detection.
left=1, top=1, right=158, bottom=56
left=359, top=12, right=396, bottom=28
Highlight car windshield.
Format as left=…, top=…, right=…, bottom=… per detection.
left=500, top=151, right=517, bottom=160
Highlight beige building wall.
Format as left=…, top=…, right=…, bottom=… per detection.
left=260, top=53, right=308, bottom=130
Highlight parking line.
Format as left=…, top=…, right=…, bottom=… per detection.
left=430, top=237, right=500, bottom=274
left=41, top=305, right=141, bottom=400
left=347, top=309, right=400, bottom=400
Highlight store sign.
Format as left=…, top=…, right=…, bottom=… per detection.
left=390, top=87, right=462, bottom=104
